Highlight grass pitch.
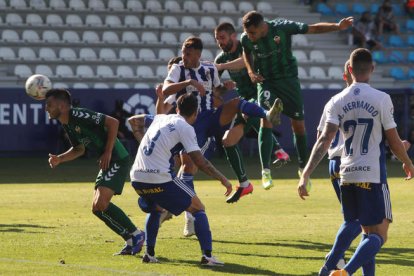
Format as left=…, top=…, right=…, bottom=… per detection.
left=0, top=157, right=413, bottom=275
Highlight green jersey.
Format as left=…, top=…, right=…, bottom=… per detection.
left=215, top=41, right=257, bottom=100
left=62, top=107, right=129, bottom=161
left=241, top=19, right=308, bottom=80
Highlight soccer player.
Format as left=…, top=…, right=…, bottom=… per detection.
left=45, top=88, right=145, bottom=256
left=214, top=22, right=289, bottom=198
left=240, top=11, right=353, bottom=178
left=130, top=92, right=232, bottom=265
left=297, top=48, right=414, bottom=275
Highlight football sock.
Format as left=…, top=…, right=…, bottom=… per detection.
left=239, top=180, right=250, bottom=188
left=344, top=233, right=383, bottom=275
left=145, top=212, right=160, bottom=248
left=93, top=208, right=129, bottom=241
left=238, top=99, right=267, bottom=118
left=360, top=234, right=376, bottom=276
left=193, top=211, right=212, bottom=256
left=325, top=220, right=362, bottom=270
left=223, top=145, right=248, bottom=183
left=248, top=117, right=281, bottom=153
left=259, top=127, right=273, bottom=169
left=104, top=202, right=138, bottom=234
left=294, top=133, right=308, bottom=168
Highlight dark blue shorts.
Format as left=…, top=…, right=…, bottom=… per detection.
left=132, top=177, right=196, bottom=216
left=329, top=157, right=341, bottom=202
left=341, top=182, right=392, bottom=226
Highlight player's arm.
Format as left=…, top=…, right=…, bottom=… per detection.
left=298, top=122, right=338, bottom=200
left=307, top=17, right=353, bottom=34
left=162, top=79, right=206, bottom=97
left=48, top=144, right=85, bottom=168
left=127, top=114, right=146, bottom=143
left=385, top=128, right=414, bottom=179
left=188, top=150, right=232, bottom=196
left=215, top=57, right=245, bottom=71
left=242, top=49, right=264, bottom=83
left=155, top=83, right=173, bottom=114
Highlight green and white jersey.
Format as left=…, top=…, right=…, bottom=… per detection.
left=241, top=19, right=308, bottom=80
left=62, top=107, right=129, bottom=162
left=215, top=42, right=257, bottom=99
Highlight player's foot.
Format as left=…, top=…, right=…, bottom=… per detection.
left=183, top=215, right=195, bottom=237
left=200, top=255, right=224, bottom=266
left=298, top=168, right=312, bottom=193
left=273, top=148, right=290, bottom=168
left=329, top=269, right=348, bottom=276
left=130, top=231, right=145, bottom=255
left=159, top=210, right=173, bottom=227
left=318, top=266, right=330, bottom=276
left=262, top=169, right=273, bottom=190
left=324, top=252, right=346, bottom=270
left=114, top=244, right=134, bottom=256
left=266, top=97, right=283, bottom=126
left=142, top=254, right=159, bottom=263
left=226, top=183, right=253, bottom=203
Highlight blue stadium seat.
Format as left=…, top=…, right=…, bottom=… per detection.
left=316, top=3, right=334, bottom=15
left=335, top=3, right=350, bottom=16
left=389, top=51, right=405, bottom=63
left=372, top=51, right=388, bottom=64
left=408, top=35, right=414, bottom=47
left=370, top=3, right=379, bottom=14
left=408, top=52, right=414, bottom=63
left=388, top=35, right=404, bottom=47
left=406, top=19, right=414, bottom=32
left=389, top=67, right=407, bottom=80
left=391, top=4, right=404, bottom=16
left=352, top=3, right=366, bottom=15
left=408, top=68, right=414, bottom=79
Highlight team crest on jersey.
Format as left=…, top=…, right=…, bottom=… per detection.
left=75, top=126, right=81, bottom=133
left=274, top=36, right=281, bottom=44
left=353, top=88, right=360, bottom=95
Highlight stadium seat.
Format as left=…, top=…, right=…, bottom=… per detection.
left=200, top=16, right=216, bottom=29
left=68, top=0, right=86, bottom=10
left=138, top=48, right=156, bottom=61
left=293, top=50, right=308, bottom=63
left=257, top=2, right=273, bottom=13
left=156, top=65, right=168, bottom=78
left=145, top=0, right=162, bottom=11
left=126, top=0, right=143, bottom=10
left=199, top=32, right=215, bottom=45
left=201, top=49, right=214, bottom=61
left=88, top=0, right=105, bottom=10
left=28, top=0, right=46, bottom=9
left=46, top=14, right=64, bottom=26
left=137, top=65, right=154, bottom=78
left=335, top=3, right=350, bottom=16
left=309, top=66, right=327, bottom=79
left=0, top=47, right=16, bottom=60
left=298, top=66, right=308, bottom=79
left=165, top=0, right=181, bottom=12
left=49, top=0, right=66, bottom=9
left=35, top=64, right=53, bottom=76
left=93, top=82, right=110, bottom=89
left=134, top=83, right=150, bottom=89
left=79, top=48, right=97, bottom=60
left=99, top=48, right=117, bottom=60
left=18, top=47, right=36, bottom=60
left=119, top=48, right=136, bottom=60
left=310, top=50, right=327, bottom=62
left=53, top=82, right=69, bottom=88
left=352, top=3, right=366, bottom=15
left=73, top=82, right=89, bottom=88
left=82, top=31, right=100, bottom=43
left=389, top=50, right=405, bottom=63
left=182, top=16, right=198, bottom=28
left=372, top=51, right=388, bottom=64
left=62, top=30, right=80, bottom=42
left=26, top=14, right=43, bottom=26
left=220, top=1, right=236, bottom=13
left=292, top=34, right=309, bottom=46
left=2, top=30, right=20, bottom=41
left=316, top=3, right=334, bottom=15
left=391, top=4, right=403, bottom=16
left=183, top=1, right=199, bottom=12
left=114, top=83, right=130, bottom=89
left=238, top=1, right=254, bottom=13
left=39, top=47, right=57, bottom=60
left=389, top=67, right=407, bottom=80
left=388, top=35, right=404, bottom=47
left=9, top=0, right=27, bottom=9
left=328, top=66, right=343, bottom=80
left=408, top=52, right=414, bottom=63
left=42, top=30, right=60, bottom=42
left=218, top=16, right=235, bottom=25
left=158, top=48, right=175, bottom=61
left=85, top=14, right=103, bottom=26
left=143, top=15, right=160, bottom=27
left=102, top=31, right=119, bottom=43
left=0, top=0, right=4, bottom=8
left=14, top=65, right=32, bottom=78
left=202, top=1, right=218, bottom=12
left=408, top=35, right=414, bottom=47
left=66, top=14, right=83, bottom=26
left=328, top=83, right=343, bottom=89
left=108, top=0, right=124, bottom=10
left=117, top=65, right=134, bottom=78
left=76, top=65, right=95, bottom=78
left=370, top=3, right=379, bottom=14
left=59, top=48, right=77, bottom=60
left=179, top=32, right=195, bottom=42
left=105, top=15, right=122, bottom=27
left=309, top=83, right=324, bottom=89
left=141, top=32, right=158, bottom=44
left=96, top=65, right=114, bottom=77
left=22, top=30, right=40, bottom=42
left=56, top=65, right=74, bottom=77
left=5, top=13, right=23, bottom=25
left=162, top=16, right=179, bottom=28
left=408, top=68, right=414, bottom=79
left=122, top=31, right=139, bottom=43
left=124, top=15, right=141, bottom=27
left=406, top=20, right=414, bottom=32
left=160, top=32, right=177, bottom=44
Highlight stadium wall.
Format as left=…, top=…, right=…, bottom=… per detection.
left=0, top=88, right=411, bottom=156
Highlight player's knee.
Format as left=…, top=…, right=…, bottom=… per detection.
left=93, top=200, right=109, bottom=212
left=137, top=197, right=157, bottom=213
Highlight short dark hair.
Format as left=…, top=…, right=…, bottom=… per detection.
left=45, top=88, right=72, bottom=104
left=177, top=93, right=198, bottom=117
left=242, top=11, right=264, bottom=29
left=167, top=56, right=182, bottom=70
left=183, top=36, right=203, bottom=51
left=215, top=22, right=236, bottom=34
left=350, top=48, right=373, bottom=76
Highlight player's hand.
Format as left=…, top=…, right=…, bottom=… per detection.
left=222, top=80, right=236, bottom=91
left=221, top=179, right=232, bottom=197
left=297, top=177, right=310, bottom=200
left=48, top=153, right=60, bottom=168
left=189, top=79, right=206, bottom=97
left=338, top=17, right=353, bottom=30
left=98, top=151, right=112, bottom=171
left=215, top=63, right=223, bottom=71
left=403, top=163, right=414, bottom=180
left=248, top=71, right=265, bottom=83
left=155, top=83, right=164, bottom=99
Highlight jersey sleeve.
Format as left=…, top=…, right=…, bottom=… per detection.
left=164, top=63, right=181, bottom=83
left=178, top=121, right=200, bottom=153
left=276, top=19, right=309, bottom=35
left=325, top=98, right=340, bottom=126
left=380, top=94, right=397, bottom=130
left=240, top=33, right=252, bottom=54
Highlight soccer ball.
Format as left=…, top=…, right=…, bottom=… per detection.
left=25, top=74, right=52, bottom=100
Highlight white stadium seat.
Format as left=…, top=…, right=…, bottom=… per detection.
left=257, top=2, right=273, bottom=13
left=85, top=14, right=103, bottom=26
left=202, top=1, right=218, bottom=12
left=26, top=14, right=43, bottom=26
left=328, top=83, right=343, bottom=89
left=42, top=30, right=60, bottom=42
left=309, top=66, right=327, bottom=79
left=18, top=47, right=37, bottom=60
left=160, top=32, right=177, bottom=44
left=158, top=48, right=175, bottom=61
left=220, top=1, right=236, bottom=13
left=328, top=66, right=343, bottom=80
left=309, top=83, right=324, bottom=89
left=199, top=32, right=215, bottom=45
left=162, top=16, right=179, bottom=28
left=218, top=16, right=235, bottom=25
left=298, top=66, right=308, bottom=79
left=46, top=14, right=64, bottom=26
left=29, top=0, right=47, bottom=9
left=179, top=32, right=194, bottom=43
left=108, top=0, right=124, bottom=10
left=126, top=0, right=143, bottom=10
left=122, top=31, right=139, bottom=43
left=56, top=65, right=74, bottom=77
left=102, top=31, right=119, bottom=43
left=76, top=65, right=95, bottom=78
left=39, top=48, right=57, bottom=60
left=53, top=82, right=69, bottom=88
left=0, top=47, right=16, bottom=59
left=201, top=49, right=214, bottom=61
left=310, top=50, right=327, bottom=62
left=145, top=0, right=162, bottom=11
left=99, top=48, right=117, bottom=60
left=79, top=48, right=97, bottom=60
left=114, top=83, right=130, bottom=89
left=134, top=83, right=150, bottom=89
left=5, top=13, right=23, bottom=25
left=49, top=0, right=66, bottom=9
left=238, top=1, right=254, bottom=13
left=14, top=64, right=33, bottom=78
left=35, top=64, right=53, bottom=76
left=59, top=48, right=77, bottom=60
left=141, top=32, right=158, bottom=44
left=136, top=65, right=154, bottom=78
left=183, top=1, right=199, bottom=12
left=68, top=0, right=86, bottom=10
left=124, top=15, right=141, bottom=27
left=66, top=14, right=83, bottom=26
left=181, top=16, right=198, bottom=28
left=292, top=34, right=309, bottom=46
left=138, top=48, right=156, bottom=61
left=119, top=48, right=136, bottom=60
left=293, top=50, right=308, bottom=63
left=82, top=31, right=100, bottom=43
left=9, top=0, right=27, bottom=9
left=62, top=30, right=80, bottom=42
left=93, top=82, right=110, bottom=89
left=96, top=65, right=114, bottom=77
left=200, top=16, right=216, bottom=29
left=105, top=15, right=122, bottom=27
left=22, top=30, right=40, bottom=42
left=143, top=15, right=160, bottom=27
left=88, top=0, right=105, bottom=10
left=73, top=82, right=89, bottom=88
left=165, top=0, right=180, bottom=12
left=117, top=65, right=134, bottom=78
left=0, top=0, right=5, bottom=8
left=156, top=65, right=168, bottom=78
left=2, top=30, right=20, bottom=41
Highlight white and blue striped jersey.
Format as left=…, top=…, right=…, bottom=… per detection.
left=318, top=104, right=343, bottom=159
left=326, top=82, right=397, bottom=184
left=130, top=114, right=200, bottom=183
left=165, top=61, right=221, bottom=113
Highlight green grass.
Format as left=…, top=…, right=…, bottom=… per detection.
left=0, top=157, right=414, bottom=275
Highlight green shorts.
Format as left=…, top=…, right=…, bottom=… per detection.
left=257, top=77, right=304, bottom=120
left=95, top=157, right=130, bottom=195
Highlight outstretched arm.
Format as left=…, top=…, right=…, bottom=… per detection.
left=307, top=17, right=353, bottom=34
left=162, top=79, right=206, bottom=97
left=48, top=143, right=85, bottom=168
left=215, top=57, right=246, bottom=71
left=127, top=114, right=147, bottom=143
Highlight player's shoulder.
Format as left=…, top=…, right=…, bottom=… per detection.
left=70, top=107, right=97, bottom=117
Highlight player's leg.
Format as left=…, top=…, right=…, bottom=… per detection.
left=291, top=118, right=308, bottom=169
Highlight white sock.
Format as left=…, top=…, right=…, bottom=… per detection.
left=262, top=168, right=271, bottom=174
left=239, top=180, right=250, bottom=188
left=131, top=229, right=141, bottom=236
left=185, top=211, right=194, bottom=221
left=126, top=238, right=133, bottom=246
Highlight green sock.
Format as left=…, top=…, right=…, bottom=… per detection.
left=224, top=145, right=247, bottom=183
left=259, top=127, right=273, bottom=170
left=248, top=116, right=281, bottom=153
left=294, top=133, right=308, bottom=168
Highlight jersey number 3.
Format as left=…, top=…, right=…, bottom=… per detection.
left=143, top=130, right=161, bottom=156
